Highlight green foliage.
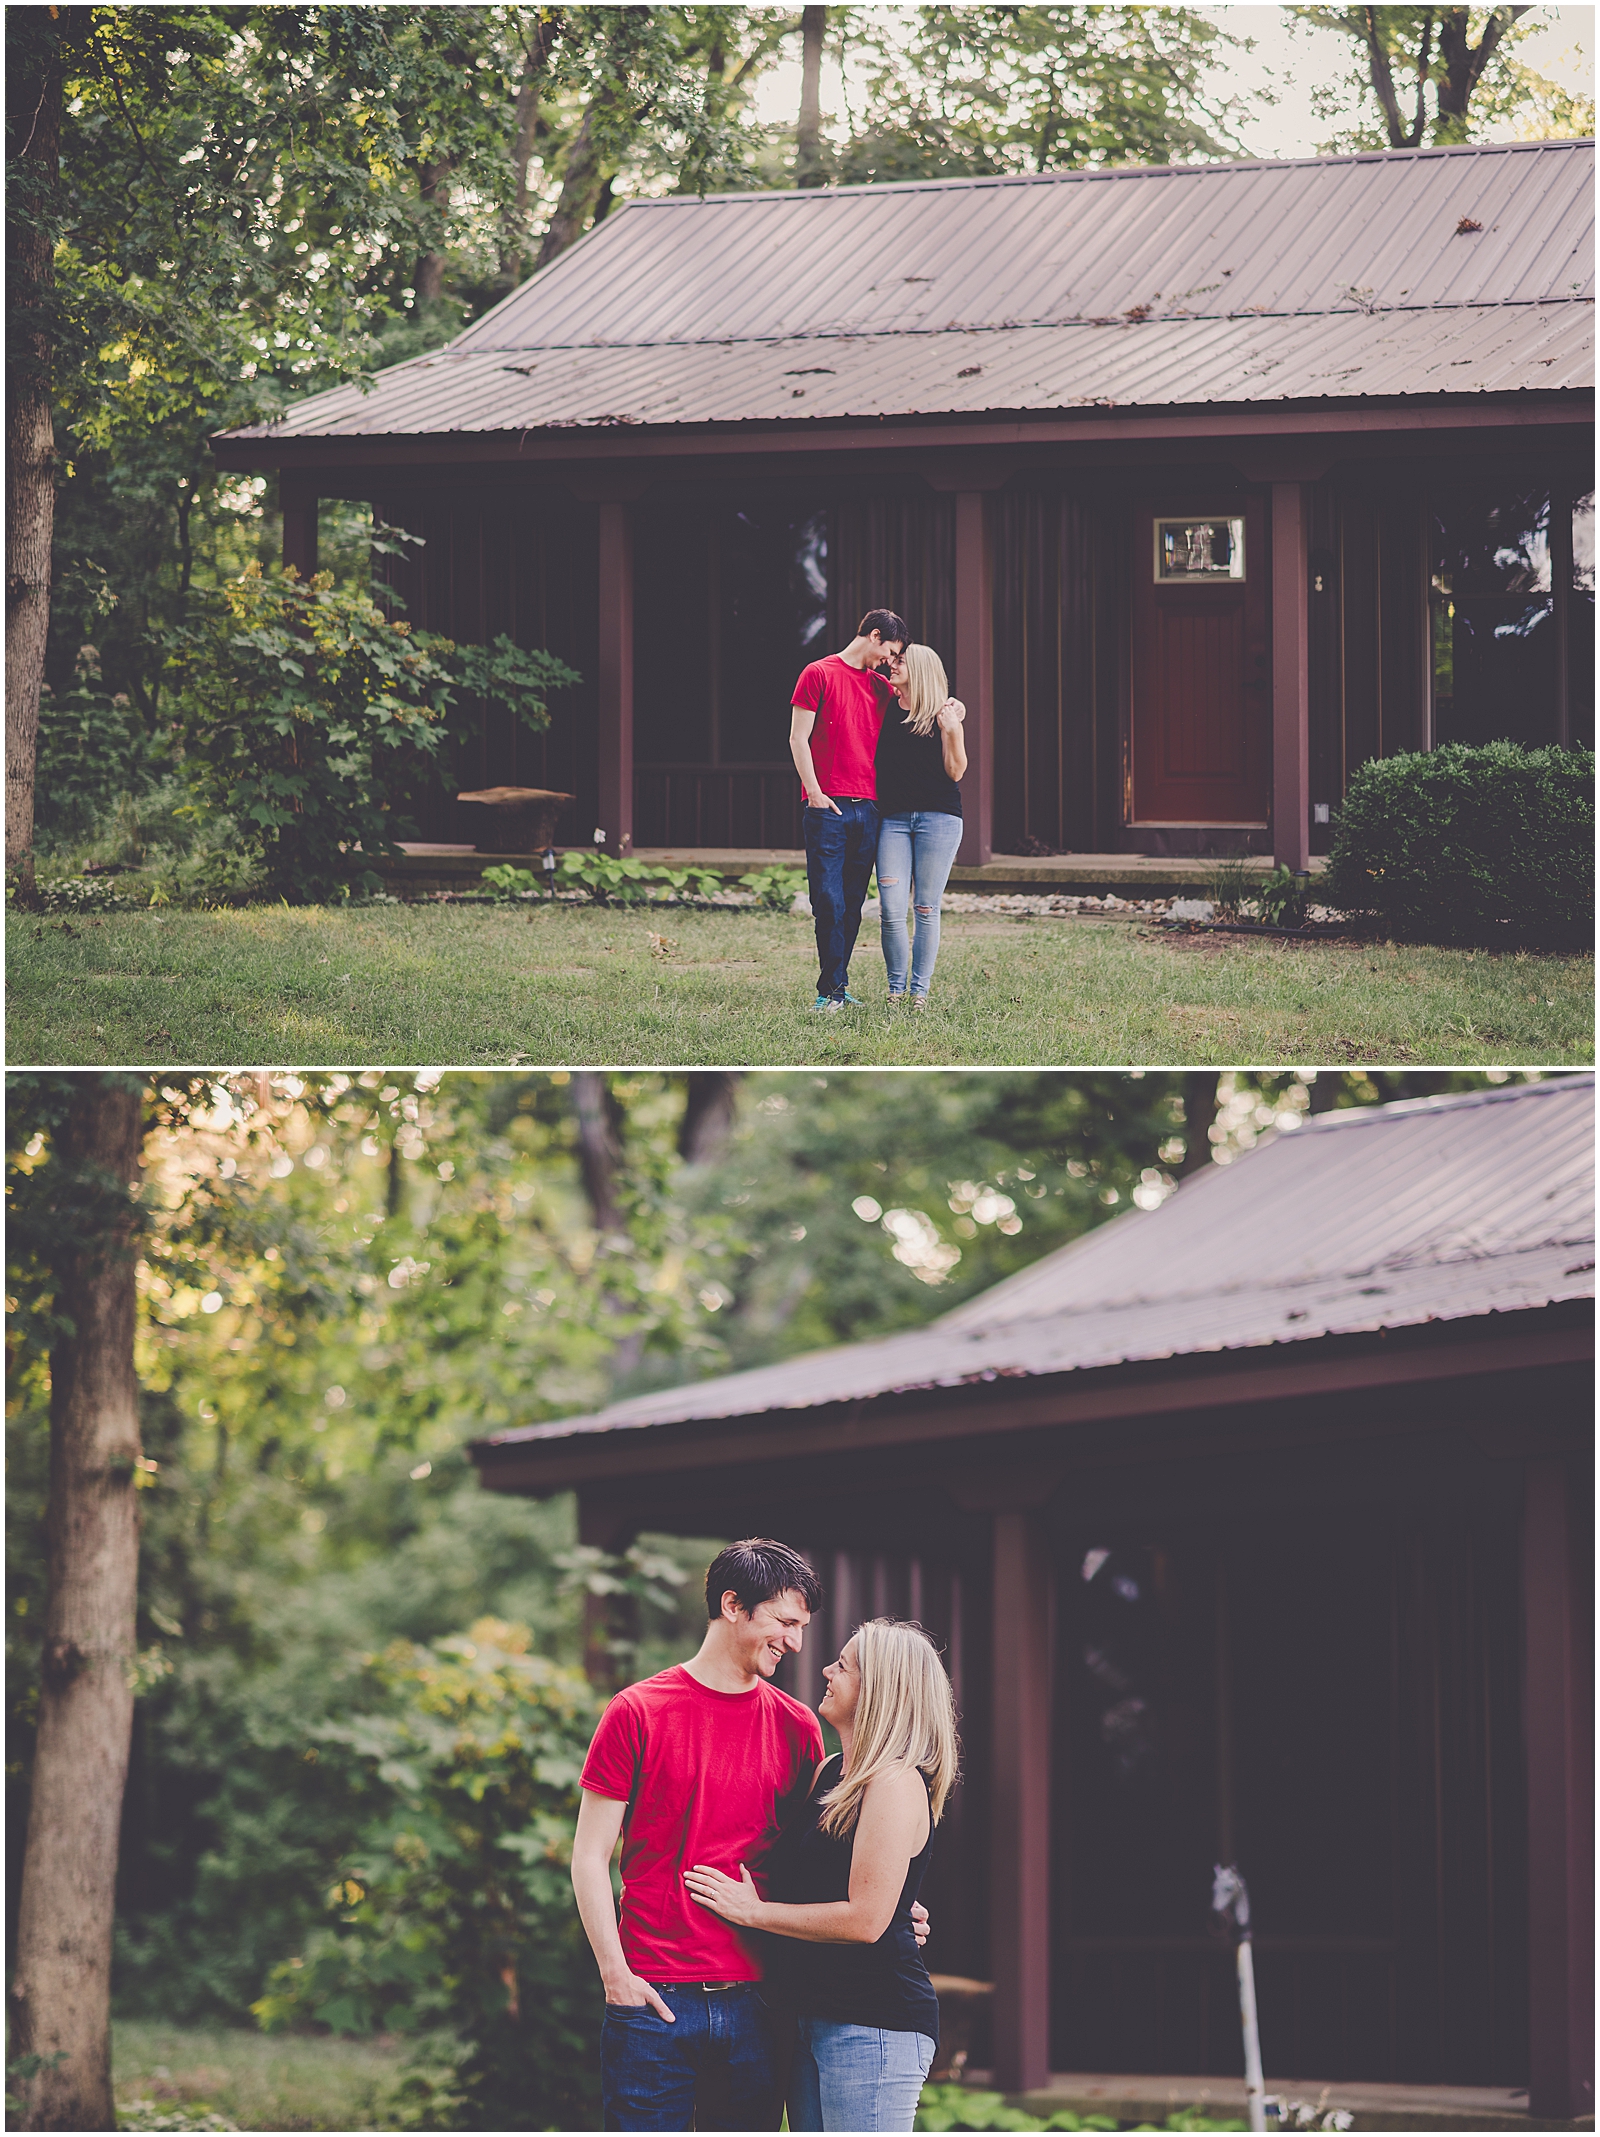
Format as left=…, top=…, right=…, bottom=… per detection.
left=915, top=2087, right=1247, bottom=2133
left=159, top=565, right=576, bottom=902
left=738, top=863, right=807, bottom=911
left=1253, top=866, right=1310, bottom=929
left=554, top=851, right=723, bottom=905
left=33, top=642, right=166, bottom=847
left=1322, top=742, right=1595, bottom=946
left=834, top=8, right=1251, bottom=186
left=1289, top=6, right=1596, bottom=152
left=479, top=864, right=544, bottom=900
left=253, top=1618, right=604, bottom=2131
left=1203, top=854, right=1253, bottom=924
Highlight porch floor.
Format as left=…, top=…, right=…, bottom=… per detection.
left=965, top=2070, right=1588, bottom=2133
left=386, top=845, right=1326, bottom=896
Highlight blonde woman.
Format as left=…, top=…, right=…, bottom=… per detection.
left=685, top=1619, right=959, bottom=2131
left=875, top=646, right=967, bottom=1006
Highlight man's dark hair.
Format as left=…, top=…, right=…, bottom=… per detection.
left=705, top=1538, right=824, bottom=1621
left=857, top=608, right=910, bottom=646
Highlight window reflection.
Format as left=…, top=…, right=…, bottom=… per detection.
left=721, top=504, right=831, bottom=759
left=1571, top=491, right=1595, bottom=749
left=1431, top=488, right=1557, bottom=746
left=634, top=497, right=830, bottom=766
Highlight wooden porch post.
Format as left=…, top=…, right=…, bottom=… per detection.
left=1522, top=1456, right=1593, bottom=2124
left=1270, top=482, right=1310, bottom=873
left=954, top=491, right=994, bottom=867
left=990, top=1508, right=1051, bottom=2094
left=281, top=481, right=318, bottom=579
left=596, top=498, right=635, bottom=855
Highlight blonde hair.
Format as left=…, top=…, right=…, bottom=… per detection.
left=818, top=1618, right=960, bottom=1838
left=897, top=645, right=949, bottom=738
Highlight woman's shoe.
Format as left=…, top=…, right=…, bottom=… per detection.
left=909, top=993, right=929, bottom=1010
left=887, top=991, right=906, bottom=1005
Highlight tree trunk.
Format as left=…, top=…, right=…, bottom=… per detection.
left=1435, top=5, right=1529, bottom=138
left=498, top=10, right=563, bottom=284
left=1173, top=1071, right=1221, bottom=1179
left=11, top=1077, right=145, bottom=2133
left=571, top=1072, right=626, bottom=1237
left=5, top=25, right=63, bottom=897
left=535, top=97, right=609, bottom=269
left=795, top=5, right=826, bottom=187
left=414, top=156, right=452, bottom=304
left=1360, top=4, right=1428, bottom=147
left=678, top=1072, right=740, bottom=1165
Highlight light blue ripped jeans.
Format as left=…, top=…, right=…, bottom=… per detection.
left=877, top=810, right=965, bottom=999
left=787, top=2016, right=936, bottom=2131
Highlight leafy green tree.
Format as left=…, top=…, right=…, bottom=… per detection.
left=1290, top=5, right=1595, bottom=150
left=253, top=1618, right=603, bottom=2130
left=825, top=6, right=1252, bottom=186
left=12, top=7, right=749, bottom=890
left=159, top=561, right=577, bottom=900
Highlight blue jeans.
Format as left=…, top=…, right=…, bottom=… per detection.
left=804, top=797, right=880, bottom=999
left=787, top=2017, right=936, bottom=2132
left=601, top=1983, right=779, bottom=2131
left=877, top=810, right=965, bottom=998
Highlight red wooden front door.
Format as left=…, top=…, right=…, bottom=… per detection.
left=1130, top=502, right=1269, bottom=825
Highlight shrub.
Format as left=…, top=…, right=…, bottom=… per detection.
left=33, top=646, right=168, bottom=850
left=252, top=1618, right=603, bottom=2132
left=1322, top=742, right=1594, bottom=947
left=1253, top=866, right=1310, bottom=929
left=160, top=566, right=579, bottom=903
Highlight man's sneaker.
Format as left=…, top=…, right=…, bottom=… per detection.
left=839, top=990, right=864, bottom=1006
left=811, top=994, right=844, bottom=1013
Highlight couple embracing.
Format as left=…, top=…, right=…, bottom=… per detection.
left=571, top=1539, right=959, bottom=2132
left=790, top=608, right=968, bottom=1012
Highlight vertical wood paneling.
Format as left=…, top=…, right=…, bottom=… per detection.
left=992, top=492, right=1098, bottom=853
left=374, top=490, right=599, bottom=843
left=1052, top=1494, right=1526, bottom=2086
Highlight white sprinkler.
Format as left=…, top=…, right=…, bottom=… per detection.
left=1213, top=1863, right=1267, bottom=2133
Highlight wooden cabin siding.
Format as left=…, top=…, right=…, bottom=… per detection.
left=372, top=487, right=601, bottom=843
left=1049, top=1450, right=1527, bottom=2087
left=992, top=492, right=1101, bottom=854
left=361, top=450, right=1585, bottom=861
left=630, top=485, right=956, bottom=849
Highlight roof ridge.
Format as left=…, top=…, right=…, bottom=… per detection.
left=613, top=136, right=1594, bottom=211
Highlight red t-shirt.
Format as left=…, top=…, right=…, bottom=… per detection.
left=792, top=655, right=892, bottom=801
left=580, top=1664, right=824, bottom=1982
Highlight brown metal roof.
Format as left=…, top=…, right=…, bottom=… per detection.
left=225, top=141, right=1592, bottom=446
left=478, top=1077, right=1594, bottom=1454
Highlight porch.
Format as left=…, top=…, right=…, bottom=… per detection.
left=375, top=842, right=1326, bottom=899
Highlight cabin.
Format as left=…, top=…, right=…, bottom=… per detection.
left=214, top=139, right=1594, bottom=877
left=469, top=1079, right=1594, bottom=2125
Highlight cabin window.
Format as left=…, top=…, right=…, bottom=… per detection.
left=1429, top=487, right=1557, bottom=747
left=634, top=498, right=830, bottom=768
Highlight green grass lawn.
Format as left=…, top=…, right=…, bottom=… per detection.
left=111, top=2017, right=415, bottom=2130
left=8, top=903, right=1591, bottom=1067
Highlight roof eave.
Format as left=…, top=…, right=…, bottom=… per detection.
left=469, top=1305, right=1594, bottom=1498
left=211, top=387, right=1590, bottom=472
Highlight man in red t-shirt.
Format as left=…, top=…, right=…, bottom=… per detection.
left=572, top=1540, right=825, bottom=2130
left=789, top=607, right=909, bottom=1010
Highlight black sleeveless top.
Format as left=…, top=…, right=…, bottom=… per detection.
left=874, top=709, right=963, bottom=818
left=762, top=1754, right=940, bottom=2043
